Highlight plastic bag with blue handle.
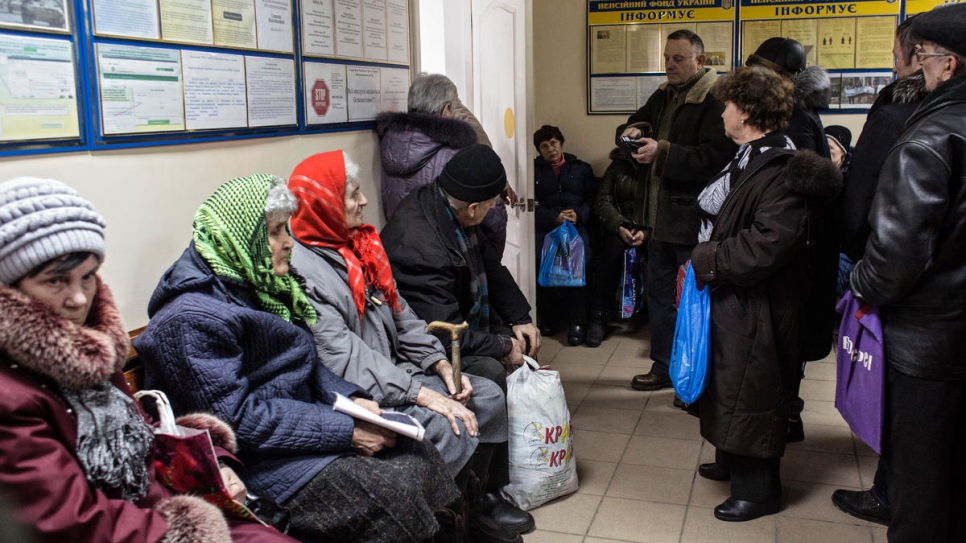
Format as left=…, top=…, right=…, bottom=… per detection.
left=669, top=262, right=711, bottom=404
left=537, top=222, right=585, bottom=287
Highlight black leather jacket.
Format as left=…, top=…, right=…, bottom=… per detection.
left=850, top=72, right=966, bottom=380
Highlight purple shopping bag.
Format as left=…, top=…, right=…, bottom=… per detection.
left=835, top=292, right=885, bottom=453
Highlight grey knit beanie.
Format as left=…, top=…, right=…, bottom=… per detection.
left=0, top=177, right=106, bottom=285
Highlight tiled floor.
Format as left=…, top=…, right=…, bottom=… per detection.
left=524, top=322, right=887, bottom=543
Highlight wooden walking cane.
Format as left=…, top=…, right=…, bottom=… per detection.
left=425, top=321, right=469, bottom=395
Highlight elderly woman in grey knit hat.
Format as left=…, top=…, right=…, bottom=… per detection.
left=0, top=177, right=298, bottom=543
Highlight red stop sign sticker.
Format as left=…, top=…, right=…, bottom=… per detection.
left=311, top=80, right=329, bottom=116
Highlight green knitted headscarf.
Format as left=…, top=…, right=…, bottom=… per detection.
left=192, top=173, right=317, bottom=324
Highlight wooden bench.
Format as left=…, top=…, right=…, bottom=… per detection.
left=122, top=326, right=145, bottom=393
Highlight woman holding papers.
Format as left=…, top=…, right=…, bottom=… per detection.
left=287, top=151, right=534, bottom=542
left=134, top=173, right=458, bottom=543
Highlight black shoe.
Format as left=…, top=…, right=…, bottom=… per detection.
left=831, top=489, right=891, bottom=526
left=482, top=491, right=535, bottom=534
left=435, top=507, right=467, bottom=543
left=713, top=497, right=780, bottom=522
left=585, top=321, right=605, bottom=348
left=631, top=372, right=672, bottom=391
left=467, top=514, right=522, bottom=543
left=567, top=324, right=586, bottom=346
left=698, top=462, right=730, bottom=481
left=787, top=415, right=805, bottom=443
left=672, top=396, right=687, bottom=410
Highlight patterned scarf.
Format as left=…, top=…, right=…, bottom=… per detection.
left=696, top=132, right=795, bottom=243
left=289, top=151, right=401, bottom=318
left=443, top=188, right=490, bottom=331
left=193, top=173, right=317, bottom=324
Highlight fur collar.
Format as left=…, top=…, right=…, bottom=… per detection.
left=659, top=67, right=718, bottom=105
left=783, top=149, right=843, bottom=200
left=375, top=111, right=478, bottom=149
left=0, top=278, right=129, bottom=390
left=891, top=71, right=928, bottom=105
left=793, top=66, right=831, bottom=110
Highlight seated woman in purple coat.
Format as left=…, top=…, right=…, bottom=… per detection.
left=0, top=177, right=298, bottom=543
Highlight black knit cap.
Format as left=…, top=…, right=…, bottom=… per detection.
left=438, top=144, right=507, bottom=203
left=747, top=37, right=807, bottom=76
left=914, top=3, right=966, bottom=57
left=824, top=125, right=852, bottom=153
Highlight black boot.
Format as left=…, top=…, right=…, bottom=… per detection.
left=466, top=472, right=522, bottom=543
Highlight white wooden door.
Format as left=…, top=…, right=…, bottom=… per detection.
left=469, top=0, right=533, bottom=307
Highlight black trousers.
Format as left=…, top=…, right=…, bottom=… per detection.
left=645, top=240, right=694, bottom=379
left=715, top=449, right=782, bottom=503
left=459, top=355, right=510, bottom=491
left=588, top=231, right=632, bottom=321
left=883, top=366, right=966, bottom=543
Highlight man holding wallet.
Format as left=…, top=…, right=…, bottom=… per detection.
left=614, top=29, right=735, bottom=394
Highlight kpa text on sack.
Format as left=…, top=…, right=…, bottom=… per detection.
left=842, top=336, right=875, bottom=370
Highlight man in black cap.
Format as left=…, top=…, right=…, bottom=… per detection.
left=849, top=4, right=966, bottom=542
left=382, top=143, right=541, bottom=377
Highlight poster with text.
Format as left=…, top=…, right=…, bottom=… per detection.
left=590, top=77, right=636, bottom=112
left=212, top=0, right=257, bottom=49
left=380, top=67, right=408, bottom=112
left=0, top=0, right=69, bottom=32
left=697, top=22, right=733, bottom=70
left=387, top=0, right=408, bottom=64
left=302, top=0, right=335, bottom=57
left=855, top=16, right=896, bottom=69
left=160, top=0, right=214, bottom=44
left=335, top=0, right=363, bottom=58
left=0, top=35, right=79, bottom=141
left=245, top=56, right=296, bottom=126
left=255, top=0, right=293, bottom=52
left=817, top=17, right=856, bottom=69
left=626, top=25, right=662, bottom=74
left=181, top=50, right=248, bottom=130
left=96, top=44, right=184, bottom=135
left=304, top=62, right=347, bottom=124
left=347, top=65, right=380, bottom=120
left=363, top=0, right=387, bottom=61
left=93, top=0, right=160, bottom=39
left=781, top=19, right=818, bottom=67
left=742, top=20, right=781, bottom=60
left=591, top=26, right=626, bottom=74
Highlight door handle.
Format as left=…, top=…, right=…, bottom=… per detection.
left=511, top=198, right=536, bottom=212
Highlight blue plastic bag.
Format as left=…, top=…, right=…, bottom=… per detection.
left=538, top=222, right=585, bottom=287
left=669, top=262, right=710, bottom=404
left=620, top=247, right=646, bottom=318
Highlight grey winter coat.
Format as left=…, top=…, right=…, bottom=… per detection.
left=290, top=242, right=508, bottom=476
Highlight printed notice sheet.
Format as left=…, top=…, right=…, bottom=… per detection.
left=590, top=77, right=636, bottom=112
left=781, top=19, right=818, bottom=67
left=245, top=56, right=295, bottom=127
left=637, top=76, right=664, bottom=109
left=855, top=16, right=896, bottom=69
left=380, top=67, right=408, bottom=112
left=160, top=0, right=214, bottom=44
left=335, top=0, right=363, bottom=58
left=0, top=0, right=69, bottom=31
left=93, top=0, right=161, bottom=39
left=212, top=0, right=257, bottom=48
left=181, top=51, right=247, bottom=130
left=387, top=0, right=408, bottom=64
left=302, top=0, right=335, bottom=57
left=626, top=25, right=662, bottom=73
left=742, top=20, right=780, bottom=60
left=591, top=26, right=626, bottom=74
left=304, top=62, right=347, bottom=124
left=255, top=0, right=293, bottom=52
left=363, top=0, right=387, bottom=61
left=347, top=65, right=380, bottom=121
left=96, top=44, right=184, bottom=135
left=0, top=35, right=79, bottom=141
left=697, top=22, right=732, bottom=71
left=817, top=18, right=856, bottom=69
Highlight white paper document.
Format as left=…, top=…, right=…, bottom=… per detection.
left=181, top=51, right=248, bottom=130
left=380, top=67, right=408, bottom=112
left=347, top=65, right=380, bottom=121
left=386, top=0, right=408, bottom=64
left=93, top=0, right=161, bottom=39
left=97, top=44, right=184, bottom=135
left=0, top=35, right=80, bottom=141
left=245, top=56, right=296, bottom=127
left=333, top=393, right=425, bottom=441
left=304, top=62, right=347, bottom=124
left=301, top=0, right=335, bottom=57
left=362, top=0, right=387, bottom=61
left=334, top=0, right=363, bottom=58
left=255, top=0, right=293, bottom=52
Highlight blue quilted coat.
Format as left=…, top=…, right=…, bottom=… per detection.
left=134, top=244, right=367, bottom=503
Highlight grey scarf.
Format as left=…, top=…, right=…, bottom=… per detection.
left=61, top=382, right=155, bottom=500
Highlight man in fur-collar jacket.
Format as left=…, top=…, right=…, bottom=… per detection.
left=850, top=6, right=966, bottom=541
left=0, top=177, right=295, bottom=543
left=616, top=29, right=737, bottom=394
left=377, top=73, right=509, bottom=257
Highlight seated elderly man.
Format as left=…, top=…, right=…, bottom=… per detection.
left=377, top=73, right=508, bottom=258
left=287, top=150, right=534, bottom=541
left=382, top=144, right=541, bottom=378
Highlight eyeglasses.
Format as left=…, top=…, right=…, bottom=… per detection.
left=914, top=46, right=951, bottom=62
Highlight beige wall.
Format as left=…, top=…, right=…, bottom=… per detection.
left=533, top=0, right=867, bottom=176
left=1, top=132, right=384, bottom=327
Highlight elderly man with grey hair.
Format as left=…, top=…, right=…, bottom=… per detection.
left=376, top=73, right=509, bottom=258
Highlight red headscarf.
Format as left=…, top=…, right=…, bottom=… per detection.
left=289, top=151, right=401, bottom=317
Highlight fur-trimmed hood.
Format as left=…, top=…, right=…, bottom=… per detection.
left=784, top=149, right=843, bottom=200
left=376, top=111, right=478, bottom=177
left=0, top=277, right=128, bottom=390
left=792, top=66, right=831, bottom=110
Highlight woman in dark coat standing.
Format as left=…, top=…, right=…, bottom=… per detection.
left=532, top=125, right=596, bottom=345
left=688, top=67, right=842, bottom=522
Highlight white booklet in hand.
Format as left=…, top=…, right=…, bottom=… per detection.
left=332, top=393, right=425, bottom=441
